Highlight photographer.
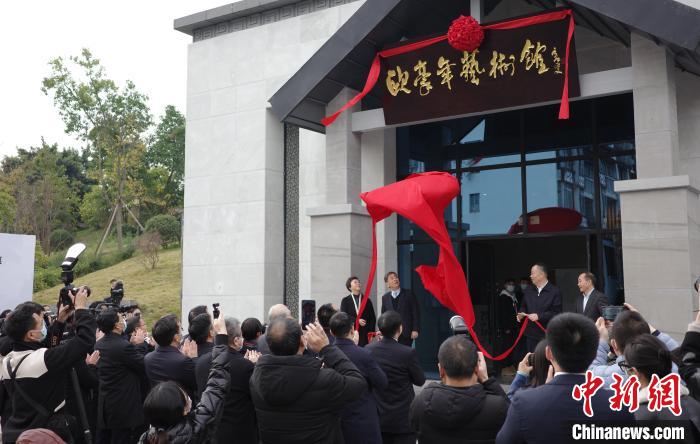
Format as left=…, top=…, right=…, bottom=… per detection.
left=0, top=287, right=95, bottom=443
left=94, top=308, right=148, bottom=444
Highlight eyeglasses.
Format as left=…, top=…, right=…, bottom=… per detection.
left=618, top=361, right=634, bottom=374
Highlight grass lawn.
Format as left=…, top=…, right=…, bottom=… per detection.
left=34, top=247, right=182, bottom=329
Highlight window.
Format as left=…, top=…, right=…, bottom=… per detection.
left=469, top=193, right=480, bottom=213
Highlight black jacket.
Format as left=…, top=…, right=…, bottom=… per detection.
left=573, top=289, right=608, bottom=322
left=195, top=347, right=257, bottom=444
left=410, top=379, right=509, bottom=444
left=139, top=334, right=231, bottom=444
left=520, top=281, right=562, bottom=339
left=334, top=337, right=388, bottom=444
left=680, top=328, right=700, bottom=401
left=0, top=309, right=96, bottom=443
left=340, top=294, right=376, bottom=347
left=496, top=374, right=634, bottom=443
left=94, top=332, right=147, bottom=429
left=366, top=337, right=426, bottom=434
left=635, top=391, right=700, bottom=441
left=381, top=289, right=420, bottom=346
left=144, top=344, right=197, bottom=399
left=250, top=345, right=367, bottom=444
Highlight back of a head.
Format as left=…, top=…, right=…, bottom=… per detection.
left=612, top=310, right=650, bottom=352
left=546, top=313, right=598, bottom=373
left=531, top=339, right=551, bottom=387
left=224, top=317, right=241, bottom=339
left=143, top=381, right=187, bottom=431
left=317, top=303, right=337, bottom=329
left=438, top=336, right=478, bottom=379
left=329, top=311, right=353, bottom=338
left=125, top=316, right=142, bottom=337
left=4, top=302, right=43, bottom=342
left=187, top=305, right=207, bottom=325
left=241, top=317, right=263, bottom=341
left=17, top=428, right=66, bottom=444
left=266, top=318, right=301, bottom=356
left=188, top=313, right=212, bottom=344
left=377, top=310, right=402, bottom=337
left=96, top=308, right=119, bottom=333
left=153, top=314, right=179, bottom=347
left=624, top=333, right=673, bottom=381
left=268, top=304, right=291, bottom=323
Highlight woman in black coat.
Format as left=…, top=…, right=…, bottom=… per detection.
left=340, top=276, right=376, bottom=347
left=139, top=315, right=231, bottom=444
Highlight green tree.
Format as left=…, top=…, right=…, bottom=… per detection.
left=42, top=49, right=152, bottom=250
left=0, top=188, right=16, bottom=231
left=3, top=143, right=74, bottom=253
left=145, top=105, right=185, bottom=212
left=80, top=185, right=112, bottom=228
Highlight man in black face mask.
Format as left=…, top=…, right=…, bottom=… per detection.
left=0, top=287, right=96, bottom=443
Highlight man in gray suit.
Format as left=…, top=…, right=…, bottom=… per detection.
left=575, top=272, right=608, bottom=322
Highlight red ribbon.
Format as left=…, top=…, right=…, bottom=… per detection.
left=357, top=172, right=547, bottom=360
left=321, top=9, right=574, bottom=126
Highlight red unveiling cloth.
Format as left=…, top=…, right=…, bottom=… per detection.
left=357, top=172, right=544, bottom=360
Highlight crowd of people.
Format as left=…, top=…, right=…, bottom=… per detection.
left=1, top=267, right=700, bottom=443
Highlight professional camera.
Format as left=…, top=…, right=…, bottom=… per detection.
left=449, top=315, right=470, bottom=338
left=59, top=243, right=91, bottom=307
left=105, top=280, right=124, bottom=306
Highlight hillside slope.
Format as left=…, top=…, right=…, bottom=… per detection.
left=34, top=248, right=182, bottom=328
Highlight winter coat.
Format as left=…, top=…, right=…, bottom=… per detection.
left=0, top=309, right=96, bottom=443
left=250, top=345, right=367, bottom=444
left=138, top=334, right=231, bottom=444
left=410, top=378, right=509, bottom=444
left=366, top=337, right=426, bottom=434
left=635, top=384, right=700, bottom=442
left=680, top=321, right=700, bottom=401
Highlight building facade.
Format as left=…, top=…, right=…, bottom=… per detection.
left=176, top=0, right=700, bottom=371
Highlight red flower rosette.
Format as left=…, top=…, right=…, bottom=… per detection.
left=447, top=15, right=484, bottom=52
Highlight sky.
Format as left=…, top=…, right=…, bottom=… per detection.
left=0, top=0, right=231, bottom=159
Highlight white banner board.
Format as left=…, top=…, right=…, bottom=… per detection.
left=0, top=233, right=36, bottom=311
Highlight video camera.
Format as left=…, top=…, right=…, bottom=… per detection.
left=105, top=280, right=124, bottom=306
left=59, top=243, right=91, bottom=307
left=449, top=315, right=470, bottom=338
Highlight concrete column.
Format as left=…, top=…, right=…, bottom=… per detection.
left=361, top=128, right=398, bottom=311
left=325, top=88, right=362, bottom=205
left=615, top=34, right=698, bottom=339
left=616, top=178, right=700, bottom=339
left=308, top=88, right=372, bottom=311
left=631, top=33, right=679, bottom=178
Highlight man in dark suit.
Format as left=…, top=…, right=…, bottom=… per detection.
left=574, top=272, right=608, bottom=322
left=496, top=313, right=634, bottom=443
left=94, top=308, right=148, bottom=444
left=367, top=311, right=426, bottom=444
left=517, top=263, right=562, bottom=353
left=144, top=314, right=198, bottom=399
left=196, top=317, right=260, bottom=444
left=381, top=272, right=420, bottom=347
left=330, top=311, right=387, bottom=444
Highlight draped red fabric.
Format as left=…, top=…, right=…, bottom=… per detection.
left=357, top=172, right=545, bottom=359
left=321, top=9, right=574, bottom=126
